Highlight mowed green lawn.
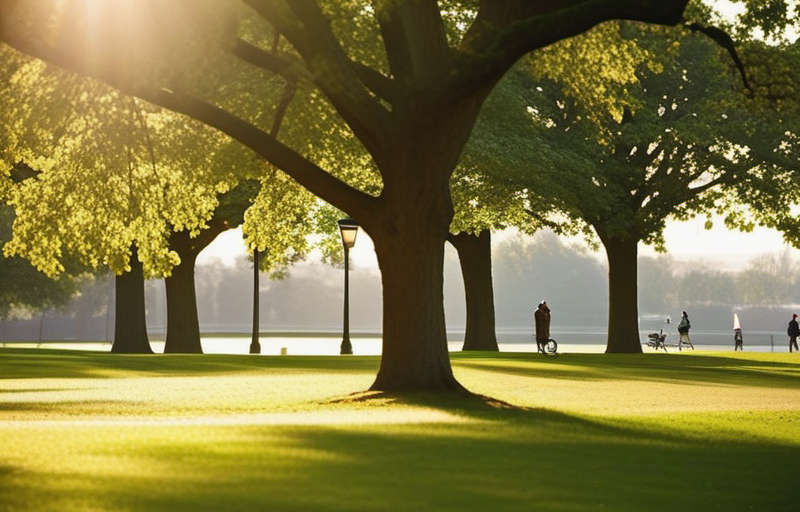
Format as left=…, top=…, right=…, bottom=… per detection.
left=1, top=348, right=799, bottom=512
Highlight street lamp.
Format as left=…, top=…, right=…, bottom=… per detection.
left=249, top=248, right=261, bottom=354
left=337, top=218, right=358, bottom=355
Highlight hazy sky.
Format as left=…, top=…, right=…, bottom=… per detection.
left=199, top=218, right=795, bottom=273
left=640, top=219, right=793, bottom=269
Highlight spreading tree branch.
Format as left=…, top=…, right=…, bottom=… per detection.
left=684, top=22, right=753, bottom=95
left=0, top=32, right=377, bottom=221
left=453, top=0, right=691, bottom=99
left=242, top=0, right=391, bottom=154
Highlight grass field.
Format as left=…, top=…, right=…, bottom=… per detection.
left=1, top=348, right=799, bottom=512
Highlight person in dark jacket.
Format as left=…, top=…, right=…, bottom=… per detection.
left=534, top=301, right=551, bottom=353
left=788, top=314, right=799, bottom=353
left=677, top=310, right=694, bottom=350
left=733, top=313, right=743, bottom=351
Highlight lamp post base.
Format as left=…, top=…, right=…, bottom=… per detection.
left=249, top=339, right=261, bottom=354
left=340, top=338, right=353, bottom=355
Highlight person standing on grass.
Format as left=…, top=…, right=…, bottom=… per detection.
left=534, top=301, right=551, bottom=353
left=733, top=313, right=743, bottom=351
left=734, top=328, right=743, bottom=351
left=677, top=311, right=694, bottom=350
left=788, top=314, right=799, bottom=353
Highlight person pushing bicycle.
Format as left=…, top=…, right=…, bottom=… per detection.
left=534, top=301, right=551, bottom=353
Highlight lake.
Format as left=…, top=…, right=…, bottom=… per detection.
left=1, top=329, right=792, bottom=355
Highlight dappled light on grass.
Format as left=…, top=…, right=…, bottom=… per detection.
left=3, top=406, right=798, bottom=512
left=2, top=409, right=479, bottom=428
left=1, top=348, right=800, bottom=511
left=326, top=389, right=520, bottom=411
left=0, top=373, right=372, bottom=419
left=456, top=367, right=800, bottom=415
left=452, top=351, right=800, bottom=415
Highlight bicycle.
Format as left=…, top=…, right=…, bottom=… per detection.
left=536, top=337, right=558, bottom=355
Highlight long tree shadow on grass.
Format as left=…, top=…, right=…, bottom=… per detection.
left=3, top=349, right=799, bottom=511
left=451, top=351, right=800, bottom=390
left=280, top=394, right=800, bottom=511
left=286, top=408, right=798, bottom=512
left=4, top=347, right=798, bottom=395
left=9, top=401, right=794, bottom=512
left=0, top=347, right=382, bottom=379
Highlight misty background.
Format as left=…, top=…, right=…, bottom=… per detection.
left=3, top=230, right=799, bottom=346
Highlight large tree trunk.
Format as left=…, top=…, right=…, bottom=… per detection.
left=602, top=235, right=643, bottom=353
left=363, top=100, right=487, bottom=392
left=370, top=224, right=466, bottom=392
left=449, top=230, right=499, bottom=351
left=111, top=249, right=152, bottom=354
left=164, top=249, right=202, bottom=354
left=163, top=227, right=225, bottom=354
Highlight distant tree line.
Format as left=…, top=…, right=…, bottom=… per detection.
left=640, top=250, right=800, bottom=312
left=3, top=230, right=796, bottom=342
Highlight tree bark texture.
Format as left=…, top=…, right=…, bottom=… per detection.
left=164, top=249, right=202, bottom=354
left=359, top=99, right=487, bottom=392
left=449, top=230, right=499, bottom=351
left=163, top=227, right=226, bottom=354
left=370, top=223, right=465, bottom=392
left=602, top=236, right=643, bottom=353
left=111, top=249, right=152, bottom=354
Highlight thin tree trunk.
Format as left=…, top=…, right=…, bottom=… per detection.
left=602, top=235, right=643, bottom=353
left=250, top=249, right=261, bottom=354
left=111, top=248, right=152, bottom=354
left=449, top=230, right=498, bottom=351
left=105, top=272, right=113, bottom=342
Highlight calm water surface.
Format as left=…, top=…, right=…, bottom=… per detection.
left=2, top=333, right=791, bottom=355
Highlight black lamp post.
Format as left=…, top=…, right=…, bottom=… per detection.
left=337, top=218, right=358, bottom=355
left=249, top=248, right=261, bottom=354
